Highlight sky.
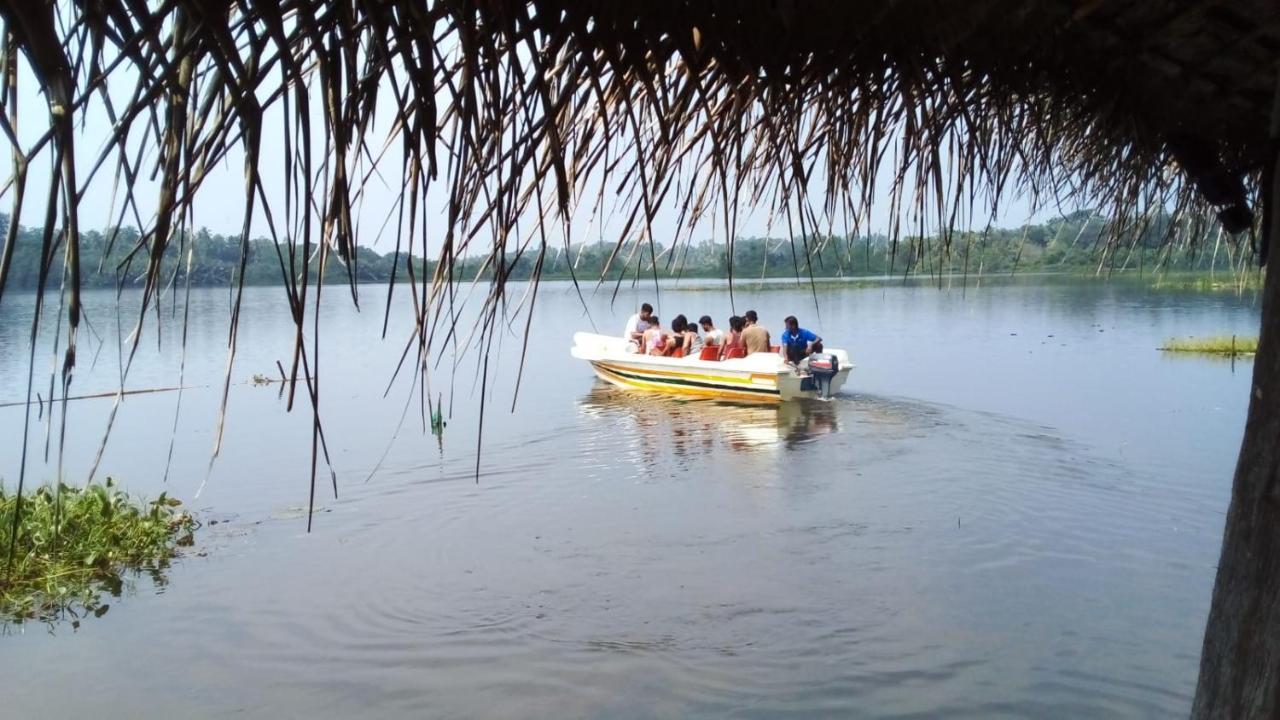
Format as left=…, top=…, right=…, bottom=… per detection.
left=0, top=38, right=1061, bottom=260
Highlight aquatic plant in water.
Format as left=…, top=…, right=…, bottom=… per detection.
left=1145, top=271, right=1265, bottom=296
left=1160, top=335, right=1259, bottom=356
left=0, top=478, right=196, bottom=625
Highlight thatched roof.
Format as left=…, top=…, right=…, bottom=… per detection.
left=532, top=0, right=1278, bottom=156
left=0, top=1, right=1276, bottom=511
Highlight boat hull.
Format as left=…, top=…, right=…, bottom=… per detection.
left=571, top=332, right=851, bottom=403
left=589, top=359, right=788, bottom=401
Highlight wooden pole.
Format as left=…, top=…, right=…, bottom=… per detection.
left=1191, top=72, right=1280, bottom=719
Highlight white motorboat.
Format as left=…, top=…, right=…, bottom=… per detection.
left=570, top=331, right=852, bottom=402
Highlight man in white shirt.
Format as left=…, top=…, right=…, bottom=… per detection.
left=623, top=303, right=654, bottom=351
left=698, top=315, right=724, bottom=347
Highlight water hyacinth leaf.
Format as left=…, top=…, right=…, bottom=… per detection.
left=1, top=481, right=196, bottom=623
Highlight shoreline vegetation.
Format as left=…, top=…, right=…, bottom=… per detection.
left=1160, top=335, right=1259, bottom=357
left=0, top=479, right=195, bottom=626
left=0, top=211, right=1262, bottom=293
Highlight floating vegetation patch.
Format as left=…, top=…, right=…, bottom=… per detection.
left=1144, top=271, right=1264, bottom=295
left=0, top=479, right=196, bottom=625
left=1160, top=335, right=1258, bottom=357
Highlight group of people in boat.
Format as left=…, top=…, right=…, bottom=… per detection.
left=623, top=303, right=823, bottom=365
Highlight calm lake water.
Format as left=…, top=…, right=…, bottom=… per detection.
left=0, top=276, right=1261, bottom=718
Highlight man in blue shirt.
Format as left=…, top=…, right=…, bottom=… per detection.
left=780, top=315, right=823, bottom=365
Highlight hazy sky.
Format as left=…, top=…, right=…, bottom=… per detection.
left=0, top=49, right=1060, bottom=258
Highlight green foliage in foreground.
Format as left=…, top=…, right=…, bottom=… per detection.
left=0, top=479, right=195, bottom=624
left=1160, top=335, right=1259, bottom=356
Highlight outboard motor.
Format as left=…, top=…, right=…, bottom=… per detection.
left=807, top=353, right=839, bottom=399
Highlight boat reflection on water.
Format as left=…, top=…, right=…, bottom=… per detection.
left=576, top=381, right=840, bottom=457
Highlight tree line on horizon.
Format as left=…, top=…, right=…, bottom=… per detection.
left=0, top=210, right=1250, bottom=292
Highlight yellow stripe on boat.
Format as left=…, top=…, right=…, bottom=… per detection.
left=591, top=362, right=782, bottom=402
left=595, top=361, right=776, bottom=388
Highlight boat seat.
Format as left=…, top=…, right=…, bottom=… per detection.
left=698, top=346, right=720, bottom=361
left=724, top=347, right=746, bottom=360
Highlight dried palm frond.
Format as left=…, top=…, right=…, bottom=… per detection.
left=0, top=0, right=1274, bottom=543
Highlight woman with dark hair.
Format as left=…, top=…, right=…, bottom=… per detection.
left=644, top=316, right=667, bottom=356
left=665, top=315, right=688, bottom=355
left=665, top=314, right=702, bottom=356
left=682, top=316, right=704, bottom=355
left=721, top=315, right=746, bottom=359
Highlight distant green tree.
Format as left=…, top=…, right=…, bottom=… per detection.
left=0, top=210, right=1246, bottom=291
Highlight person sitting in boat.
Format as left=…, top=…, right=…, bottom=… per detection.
left=644, top=316, right=668, bottom=356
left=681, top=316, right=704, bottom=355
left=699, top=315, right=723, bottom=347
left=665, top=315, right=684, bottom=355
left=720, top=315, right=745, bottom=359
left=624, top=302, right=654, bottom=351
left=741, top=310, right=771, bottom=354
left=666, top=314, right=702, bottom=356
left=780, top=315, right=823, bottom=366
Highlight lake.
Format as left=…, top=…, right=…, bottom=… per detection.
left=0, top=276, right=1261, bottom=718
